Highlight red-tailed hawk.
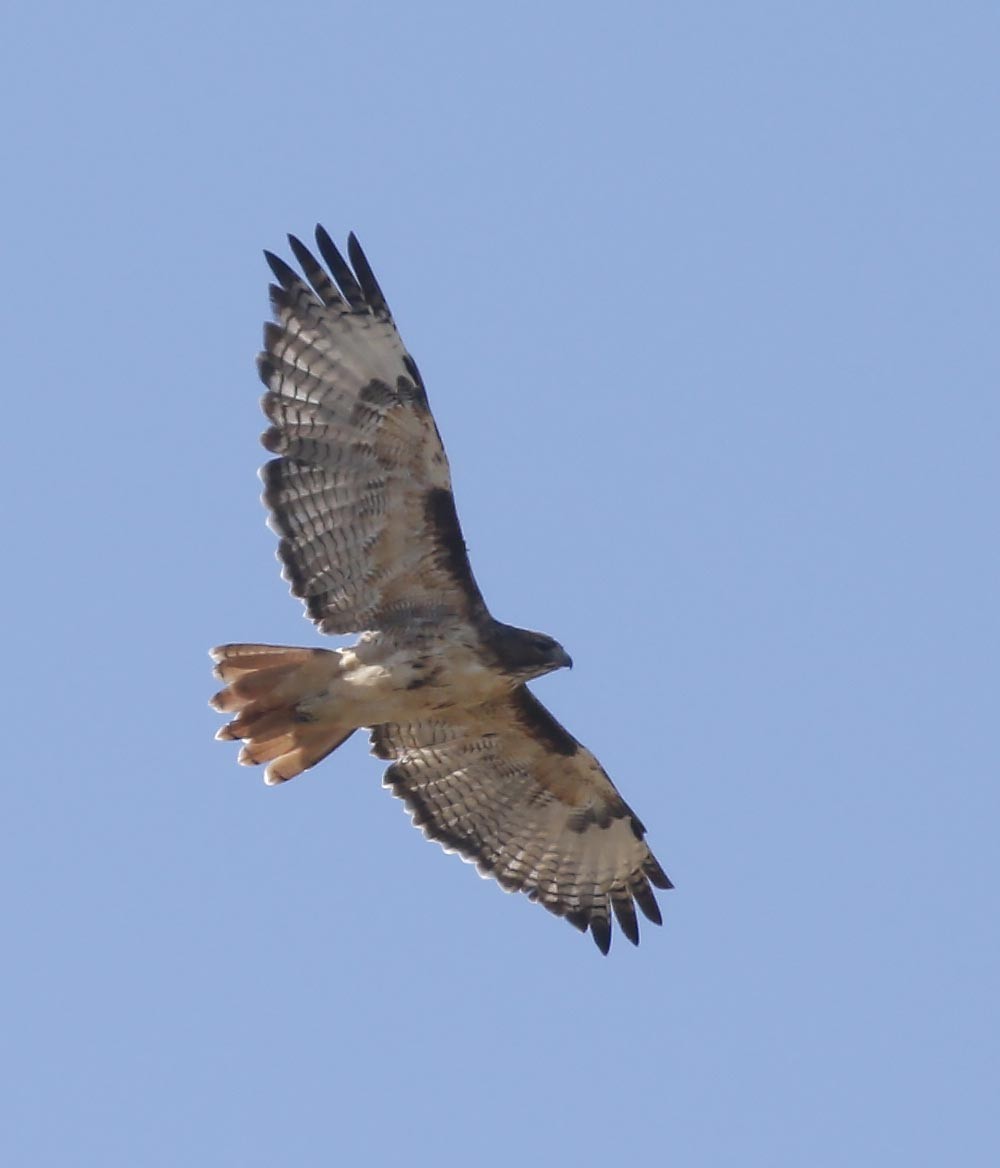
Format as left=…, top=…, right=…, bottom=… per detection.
left=211, top=228, right=671, bottom=953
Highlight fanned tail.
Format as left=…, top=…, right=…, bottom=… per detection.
left=209, top=643, right=354, bottom=784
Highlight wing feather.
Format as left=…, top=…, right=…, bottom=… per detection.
left=315, top=225, right=367, bottom=310
left=286, top=234, right=342, bottom=306
left=255, top=228, right=488, bottom=634
left=371, top=689, right=671, bottom=953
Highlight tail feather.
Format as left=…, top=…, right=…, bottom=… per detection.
left=238, top=731, right=299, bottom=766
left=210, top=661, right=307, bottom=712
left=209, top=643, right=355, bottom=784
left=216, top=706, right=298, bottom=743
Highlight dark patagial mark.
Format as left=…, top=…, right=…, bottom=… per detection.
left=510, top=687, right=579, bottom=757
left=424, top=487, right=484, bottom=606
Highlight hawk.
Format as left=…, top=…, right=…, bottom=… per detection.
left=211, top=227, right=672, bottom=953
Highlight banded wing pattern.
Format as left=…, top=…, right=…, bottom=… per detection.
left=258, top=228, right=487, bottom=634
left=371, top=688, right=672, bottom=954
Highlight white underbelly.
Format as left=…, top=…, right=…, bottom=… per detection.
left=303, top=641, right=503, bottom=726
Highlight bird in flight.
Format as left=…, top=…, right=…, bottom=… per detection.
left=210, top=227, right=671, bottom=953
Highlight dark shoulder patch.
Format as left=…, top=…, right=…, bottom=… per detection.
left=509, top=686, right=579, bottom=757
left=424, top=488, right=485, bottom=608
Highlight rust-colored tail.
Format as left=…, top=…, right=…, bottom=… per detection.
left=209, top=644, right=355, bottom=785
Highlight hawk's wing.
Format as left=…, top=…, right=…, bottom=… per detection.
left=371, top=688, right=672, bottom=954
left=257, top=228, right=488, bottom=635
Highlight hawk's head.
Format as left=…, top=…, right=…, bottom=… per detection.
left=491, top=624, right=573, bottom=682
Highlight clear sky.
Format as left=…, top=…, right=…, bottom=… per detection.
left=4, top=2, right=997, bottom=1164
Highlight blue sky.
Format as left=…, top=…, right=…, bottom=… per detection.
left=4, top=2, right=998, bottom=1164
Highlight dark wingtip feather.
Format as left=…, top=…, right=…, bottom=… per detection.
left=564, top=910, right=590, bottom=934
left=263, top=250, right=301, bottom=290
left=590, top=917, right=612, bottom=955
left=645, top=855, right=674, bottom=890
left=632, top=879, right=663, bottom=926
left=314, top=225, right=365, bottom=309
left=612, top=897, right=640, bottom=946
left=287, top=233, right=340, bottom=305
left=347, top=233, right=390, bottom=318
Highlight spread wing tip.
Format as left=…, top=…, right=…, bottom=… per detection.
left=645, top=854, right=674, bottom=890
left=346, top=232, right=391, bottom=318
left=263, top=249, right=299, bottom=289
left=590, top=916, right=612, bottom=956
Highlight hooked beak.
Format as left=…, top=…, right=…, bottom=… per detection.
left=555, top=647, right=574, bottom=670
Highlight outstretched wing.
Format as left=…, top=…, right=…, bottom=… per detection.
left=370, top=688, right=672, bottom=954
left=257, top=227, right=488, bottom=635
